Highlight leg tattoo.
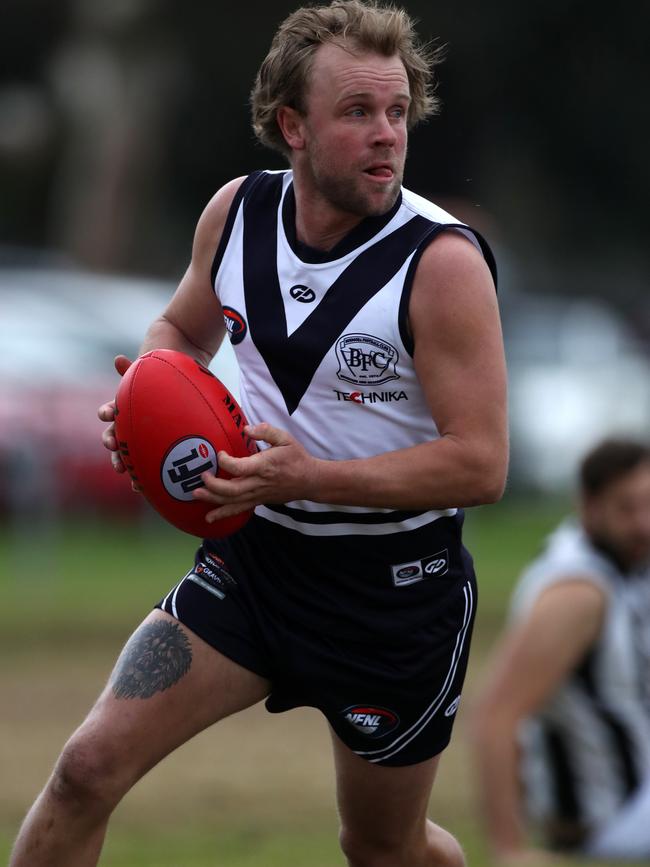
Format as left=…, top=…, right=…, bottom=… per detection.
left=111, top=620, right=192, bottom=699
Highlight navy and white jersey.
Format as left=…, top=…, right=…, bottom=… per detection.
left=211, top=169, right=496, bottom=537
left=511, top=520, right=650, bottom=839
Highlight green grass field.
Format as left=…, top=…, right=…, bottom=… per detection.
left=2, top=497, right=633, bottom=866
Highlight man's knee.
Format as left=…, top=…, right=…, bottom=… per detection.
left=339, top=821, right=465, bottom=867
left=49, top=730, right=132, bottom=815
left=339, top=826, right=401, bottom=867
left=425, top=821, right=466, bottom=867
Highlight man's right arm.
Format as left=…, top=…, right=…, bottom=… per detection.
left=99, top=175, right=247, bottom=470
left=469, top=577, right=607, bottom=864
left=139, top=175, right=247, bottom=362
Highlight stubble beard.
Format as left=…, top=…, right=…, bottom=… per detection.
left=590, top=529, right=650, bottom=572
left=307, top=148, right=404, bottom=218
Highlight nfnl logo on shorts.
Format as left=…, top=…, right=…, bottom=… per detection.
left=391, top=549, right=449, bottom=586
left=343, top=706, right=400, bottom=738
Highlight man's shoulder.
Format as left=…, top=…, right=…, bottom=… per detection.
left=203, top=169, right=289, bottom=217
left=511, top=520, right=614, bottom=617
left=530, top=520, right=614, bottom=580
left=197, top=171, right=284, bottom=242
left=401, top=186, right=497, bottom=288
left=400, top=186, right=467, bottom=227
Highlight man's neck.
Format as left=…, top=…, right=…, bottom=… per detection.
left=293, top=184, right=365, bottom=252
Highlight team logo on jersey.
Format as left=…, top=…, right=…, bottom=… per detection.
left=336, top=333, right=400, bottom=386
left=223, top=307, right=247, bottom=345
left=289, top=284, right=316, bottom=303
left=342, top=705, right=400, bottom=738
left=391, top=549, right=449, bottom=586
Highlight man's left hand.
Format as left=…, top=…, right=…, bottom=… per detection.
left=193, top=422, right=322, bottom=521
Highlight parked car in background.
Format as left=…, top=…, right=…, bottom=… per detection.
left=502, top=291, right=650, bottom=491
left=0, top=264, right=239, bottom=519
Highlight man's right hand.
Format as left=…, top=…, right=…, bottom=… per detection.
left=98, top=354, right=132, bottom=474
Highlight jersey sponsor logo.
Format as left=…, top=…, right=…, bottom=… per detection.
left=289, top=284, right=316, bottom=303
left=336, top=333, right=400, bottom=386
left=161, top=436, right=217, bottom=501
left=223, top=307, right=247, bottom=345
left=391, top=549, right=449, bottom=586
left=444, top=695, right=461, bottom=717
left=332, top=388, right=408, bottom=404
left=342, top=705, right=400, bottom=738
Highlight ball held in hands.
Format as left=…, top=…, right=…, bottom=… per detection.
left=114, top=349, right=257, bottom=538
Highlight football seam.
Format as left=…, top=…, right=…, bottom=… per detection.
left=124, top=356, right=143, bottom=486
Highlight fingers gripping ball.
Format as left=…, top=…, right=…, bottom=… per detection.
left=114, top=349, right=256, bottom=538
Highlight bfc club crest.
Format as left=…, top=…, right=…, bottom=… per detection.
left=335, top=333, right=400, bottom=386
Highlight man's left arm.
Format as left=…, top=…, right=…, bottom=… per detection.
left=197, top=231, right=508, bottom=519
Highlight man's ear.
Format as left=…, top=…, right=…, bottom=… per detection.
left=276, top=106, right=306, bottom=151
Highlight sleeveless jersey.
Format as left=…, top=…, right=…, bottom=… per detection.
left=511, top=520, right=650, bottom=838
left=211, top=169, right=496, bottom=537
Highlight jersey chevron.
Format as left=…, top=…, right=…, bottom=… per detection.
left=242, top=172, right=436, bottom=415
left=211, top=169, right=494, bottom=535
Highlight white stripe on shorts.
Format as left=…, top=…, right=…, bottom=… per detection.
left=354, top=580, right=474, bottom=764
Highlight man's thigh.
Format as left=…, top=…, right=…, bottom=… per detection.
left=71, top=609, right=271, bottom=781
left=331, top=728, right=440, bottom=841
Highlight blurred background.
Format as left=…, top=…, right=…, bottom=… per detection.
left=1, top=1, right=649, bottom=865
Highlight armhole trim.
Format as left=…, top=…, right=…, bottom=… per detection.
left=210, top=170, right=265, bottom=291
left=398, top=223, right=498, bottom=358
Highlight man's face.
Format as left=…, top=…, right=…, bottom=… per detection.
left=582, top=462, right=650, bottom=570
left=296, top=42, right=410, bottom=218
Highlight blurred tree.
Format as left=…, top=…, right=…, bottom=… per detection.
left=0, top=0, right=66, bottom=249
left=0, top=0, right=648, bottom=330
left=46, top=0, right=185, bottom=274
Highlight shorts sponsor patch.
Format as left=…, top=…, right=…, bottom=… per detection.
left=186, top=553, right=237, bottom=600
left=391, top=548, right=449, bottom=586
left=342, top=705, right=400, bottom=738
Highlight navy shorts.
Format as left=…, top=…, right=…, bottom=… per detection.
left=156, top=513, right=477, bottom=766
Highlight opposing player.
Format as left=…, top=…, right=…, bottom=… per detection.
left=471, top=438, right=650, bottom=862
left=10, top=2, right=508, bottom=865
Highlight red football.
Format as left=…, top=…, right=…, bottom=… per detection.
left=114, top=349, right=256, bottom=538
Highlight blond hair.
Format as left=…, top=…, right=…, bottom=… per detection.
left=251, top=0, right=443, bottom=156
